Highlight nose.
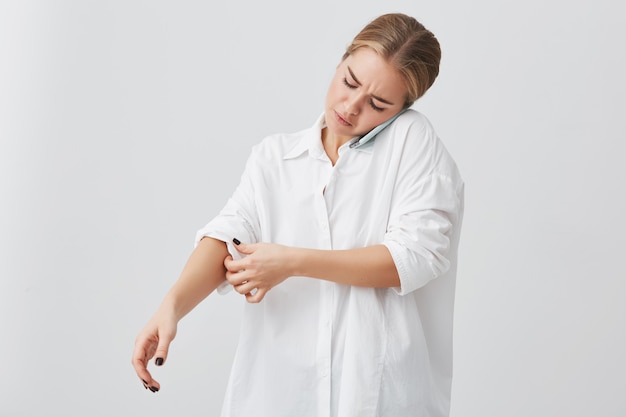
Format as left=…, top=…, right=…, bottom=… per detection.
left=344, top=92, right=361, bottom=115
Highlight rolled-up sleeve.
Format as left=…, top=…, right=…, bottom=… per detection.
left=194, top=148, right=262, bottom=294
left=383, top=170, right=464, bottom=296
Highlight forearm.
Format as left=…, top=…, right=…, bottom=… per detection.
left=291, top=244, right=400, bottom=288
left=158, top=237, right=229, bottom=321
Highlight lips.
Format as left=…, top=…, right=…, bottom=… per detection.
left=334, top=111, right=352, bottom=126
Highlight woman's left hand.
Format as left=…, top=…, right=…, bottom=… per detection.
left=224, top=241, right=296, bottom=303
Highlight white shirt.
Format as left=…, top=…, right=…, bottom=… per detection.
left=196, top=109, right=464, bottom=417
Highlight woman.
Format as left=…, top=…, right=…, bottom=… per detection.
left=132, top=13, right=464, bottom=417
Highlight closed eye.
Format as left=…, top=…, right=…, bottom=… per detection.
left=369, top=100, right=384, bottom=112
left=343, top=78, right=357, bottom=89
left=344, top=76, right=385, bottom=112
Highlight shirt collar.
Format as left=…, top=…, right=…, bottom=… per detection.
left=283, top=113, right=326, bottom=160
left=282, top=112, right=378, bottom=160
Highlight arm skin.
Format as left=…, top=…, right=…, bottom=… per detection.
left=224, top=241, right=400, bottom=303
left=131, top=237, right=229, bottom=392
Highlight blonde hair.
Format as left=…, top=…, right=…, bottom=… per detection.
left=343, top=13, right=441, bottom=108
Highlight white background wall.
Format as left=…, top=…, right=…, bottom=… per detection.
left=1, top=0, right=624, bottom=416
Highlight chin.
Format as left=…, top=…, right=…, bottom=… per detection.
left=328, top=124, right=357, bottom=139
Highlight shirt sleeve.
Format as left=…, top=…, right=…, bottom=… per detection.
left=382, top=121, right=464, bottom=296
left=194, top=146, right=261, bottom=294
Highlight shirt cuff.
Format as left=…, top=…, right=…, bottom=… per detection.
left=195, top=219, right=256, bottom=295
left=383, top=240, right=438, bottom=296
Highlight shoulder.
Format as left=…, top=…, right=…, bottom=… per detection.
left=389, top=109, right=437, bottom=144
left=385, top=109, right=463, bottom=186
left=381, top=109, right=442, bottom=161
left=249, top=124, right=314, bottom=161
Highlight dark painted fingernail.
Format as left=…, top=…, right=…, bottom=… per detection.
left=142, top=382, right=148, bottom=389
left=149, top=386, right=159, bottom=393
left=142, top=379, right=148, bottom=385
left=232, top=238, right=241, bottom=245
left=155, top=357, right=164, bottom=366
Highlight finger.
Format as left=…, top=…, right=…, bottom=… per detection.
left=232, top=239, right=256, bottom=255
left=131, top=346, right=154, bottom=385
left=246, top=287, right=267, bottom=303
left=225, top=268, right=249, bottom=286
left=153, top=329, right=175, bottom=368
left=234, top=281, right=257, bottom=295
left=141, top=376, right=161, bottom=393
left=224, top=257, right=246, bottom=274
left=131, top=340, right=161, bottom=392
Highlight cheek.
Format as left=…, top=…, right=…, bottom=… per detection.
left=326, top=82, right=341, bottom=104
left=358, top=112, right=389, bottom=131
left=328, top=75, right=351, bottom=102
left=365, top=108, right=383, bottom=119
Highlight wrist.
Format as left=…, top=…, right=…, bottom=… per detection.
left=289, top=246, right=314, bottom=278
left=287, top=246, right=305, bottom=277
left=159, top=292, right=188, bottom=322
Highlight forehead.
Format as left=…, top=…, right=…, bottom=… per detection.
left=341, top=48, right=406, bottom=98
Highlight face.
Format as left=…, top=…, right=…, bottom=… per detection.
left=324, top=47, right=407, bottom=141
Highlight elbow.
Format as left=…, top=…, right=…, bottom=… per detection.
left=383, top=238, right=452, bottom=296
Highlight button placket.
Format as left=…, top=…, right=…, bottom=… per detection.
left=315, top=281, right=333, bottom=416
left=312, top=163, right=333, bottom=416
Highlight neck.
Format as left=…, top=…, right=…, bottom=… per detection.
left=321, top=127, right=351, bottom=165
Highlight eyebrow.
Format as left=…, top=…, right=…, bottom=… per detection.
left=347, top=66, right=395, bottom=106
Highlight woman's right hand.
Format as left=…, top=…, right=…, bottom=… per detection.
left=131, top=310, right=178, bottom=392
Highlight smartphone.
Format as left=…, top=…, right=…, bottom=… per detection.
left=349, top=109, right=408, bottom=149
